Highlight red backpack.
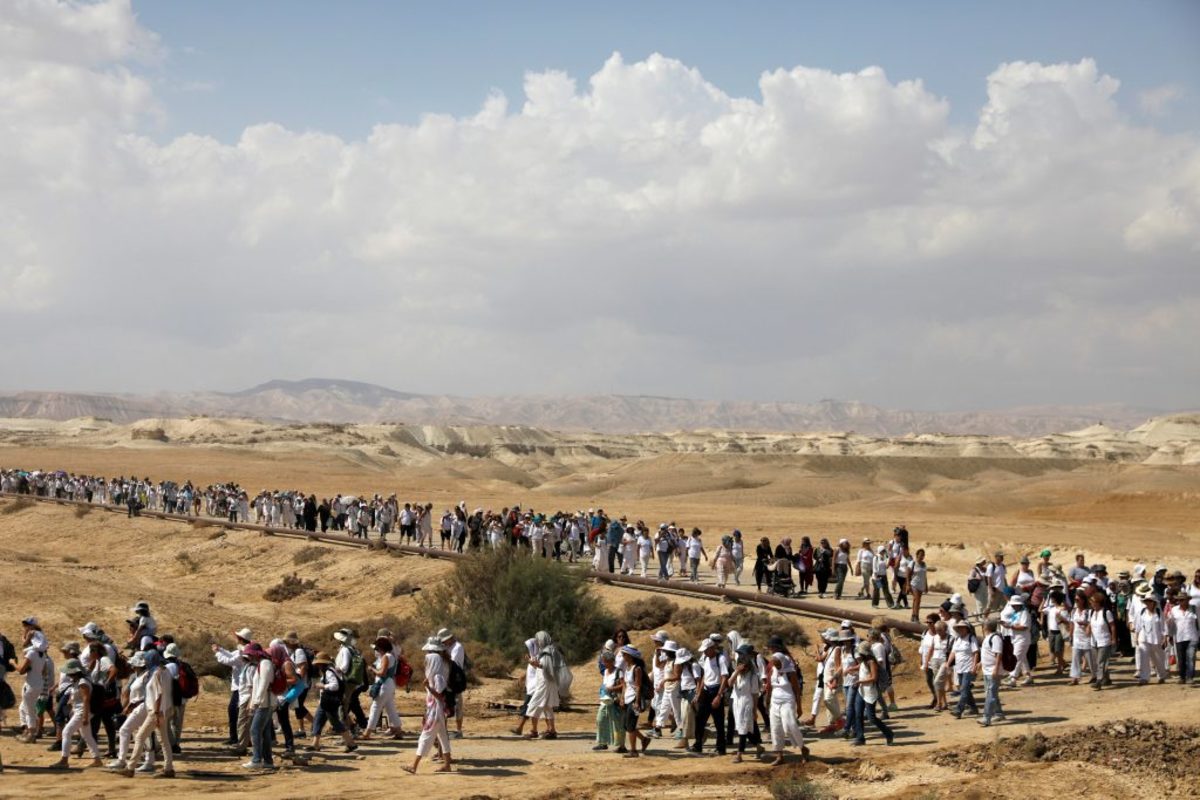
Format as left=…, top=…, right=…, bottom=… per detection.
left=268, top=657, right=288, bottom=694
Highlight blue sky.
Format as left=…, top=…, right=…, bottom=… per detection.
left=139, top=0, right=1200, bottom=142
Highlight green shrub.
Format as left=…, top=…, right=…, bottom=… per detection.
left=621, top=596, right=678, bottom=630
left=468, top=642, right=515, bottom=680
left=419, top=549, right=614, bottom=669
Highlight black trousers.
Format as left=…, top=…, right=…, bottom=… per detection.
left=692, top=686, right=726, bottom=754
left=228, top=690, right=240, bottom=743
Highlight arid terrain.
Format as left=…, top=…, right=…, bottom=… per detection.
left=1, top=414, right=1198, bottom=799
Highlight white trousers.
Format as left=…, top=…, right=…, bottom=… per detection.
left=117, top=703, right=152, bottom=764
left=656, top=683, right=681, bottom=729
left=62, top=709, right=100, bottom=759
left=769, top=698, right=804, bottom=751
left=1009, top=637, right=1031, bottom=679
left=19, top=684, right=41, bottom=731
left=1135, top=643, right=1168, bottom=681
left=1070, top=646, right=1091, bottom=679
left=366, top=680, right=400, bottom=732
left=415, top=705, right=449, bottom=758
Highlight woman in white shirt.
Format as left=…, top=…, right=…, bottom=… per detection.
left=363, top=638, right=399, bottom=739
left=1087, top=592, right=1116, bottom=689
left=51, top=659, right=101, bottom=769
left=1067, top=592, right=1092, bottom=684
left=765, top=636, right=806, bottom=766
left=108, top=652, right=150, bottom=771
left=1043, top=588, right=1069, bottom=676
left=1170, top=595, right=1198, bottom=684
left=728, top=642, right=761, bottom=763
left=403, top=637, right=452, bottom=774
left=851, top=643, right=893, bottom=746
left=1133, top=594, right=1168, bottom=684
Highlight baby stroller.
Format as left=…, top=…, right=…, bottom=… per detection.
left=768, top=558, right=795, bottom=597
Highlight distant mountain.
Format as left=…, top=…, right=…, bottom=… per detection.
left=0, top=379, right=1176, bottom=437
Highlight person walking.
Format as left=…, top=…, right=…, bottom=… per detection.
left=120, top=651, right=175, bottom=778
left=948, top=619, right=980, bottom=718
left=403, top=637, right=453, bottom=774
left=978, top=618, right=1006, bottom=726
left=764, top=636, right=806, bottom=765
left=850, top=642, right=893, bottom=746
left=689, top=639, right=729, bottom=755
left=50, top=659, right=102, bottom=769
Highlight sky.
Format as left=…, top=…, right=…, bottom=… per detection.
left=1, top=0, right=1198, bottom=410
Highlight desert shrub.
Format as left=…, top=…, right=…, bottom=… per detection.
left=302, top=614, right=415, bottom=656
left=293, top=546, right=329, bottom=566
left=673, top=606, right=809, bottom=650
left=73, top=505, right=92, bottom=519
left=263, top=573, right=317, bottom=602
left=172, top=629, right=226, bottom=678
left=14, top=552, right=44, bottom=563
left=771, top=778, right=833, bottom=800
left=621, top=596, right=678, bottom=631
left=468, top=642, right=515, bottom=680
left=503, top=675, right=527, bottom=701
left=190, top=519, right=212, bottom=530
left=930, top=581, right=954, bottom=594
left=391, top=579, right=420, bottom=597
left=0, top=498, right=34, bottom=515
left=176, top=551, right=199, bottom=573
left=61, top=555, right=80, bottom=564
left=206, top=529, right=225, bottom=541
left=419, top=548, right=614, bottom=670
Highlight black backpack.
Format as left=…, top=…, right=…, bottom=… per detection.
left=447, top=660, right=468, bottom=695
left=0, top=635, right=16, bottom=669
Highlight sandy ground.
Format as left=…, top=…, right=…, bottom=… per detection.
left=0, top=439, right=1198, bottom=798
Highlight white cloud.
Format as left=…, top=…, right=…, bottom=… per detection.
left=1138, top=84, right=1182, bottom=117
left=0, top=0, right=1198, bottom=409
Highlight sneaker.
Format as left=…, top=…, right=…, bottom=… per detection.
left=592, top=744, right=608, bottom=751
left=887, top=702, right=899, bottom=712
left=107, top=760, right=126, bottom=770
left=978, top=719, right=991, bottom=727
left=135, top=763, right=156, bottom=774
left=241, top=761, right=262, bottom=770
left=950, top=711, right=962, bottom=719
left=452, top=730, right=463, bottom=739
left=159, top=769, right=175, bottom=778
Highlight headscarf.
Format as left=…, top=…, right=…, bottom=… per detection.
left=535, top=630, right=564, bottom=671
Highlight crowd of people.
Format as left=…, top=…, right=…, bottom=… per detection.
left=1, top=465, right=1197, bottom=778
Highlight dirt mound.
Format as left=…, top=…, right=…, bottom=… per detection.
left=929, top=720, right=1200, bottom=791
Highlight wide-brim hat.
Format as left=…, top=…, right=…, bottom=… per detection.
left=662, top=640, right=678, bottom=653
left=311, top=651, right=333, bottom=667
left=651, top=630, right=668, bottom=644
left=674, top=648, right=693, bottom=664
left=837, top=631, right=855, bottom=642
left=855, top=641, right=873, bottom=658
left=421, top=636, right=444, bottom=652
left=1134, top=583, right=1153, bottom=598
left=60, top=658, right=85, bottom=676
left=235, top=627, right=253, bottom=642
left=333, top=628, right=354, bottom=644
left=437, top=628, right=455, bottom=643
left=283, top=630, right=301, bottom=645
left=953, top=619, right=971, bottom=629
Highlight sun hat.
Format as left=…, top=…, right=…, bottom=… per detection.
left=1134, top=583, right=1153, bottom=598
left=1009, top=595, right=1025, bottom=606
left=1117, top=570, right=1131, bottom=579
left=421, top=636, right=444, bottom=652
left=283, top=630, right=301, bottom=645
left=1142, top=593, right=1158, bottom=604
left=651, top=630, right=669, bottom=644
left=838, top=631, right=855, bottom=643
left=131, top=601, right=150, bottom=615
left=79, top=622, right=101, bottom=639
left=333, top=628, right=354, bottom=644
left=602, top=638, right=615, bottom=653
left=1040, top=549, right=1052, bottom=558
left=437, top=628, right=455, bottom=643
left=975, top=556, right=987, bottom=566
left=819, top=628, right=838, bottom=641
left=840, top=619, right=853, bottom=629
left=662, top=640, right=678, bottom=653
left=128, top=652, right=147, bottom=669
left=311, top=651, right=333, bottom=667
left=60, top=641, right=81, bottom=655
left=235, top=627, right=253, bottom=642
left=163, top=643, right=180, bottom=659
left=1155, top=564, right=1167, bottom=574
left=1133, top=564, right=1147, bottom=578
left=60, top=658, right=85, bottom=676
left=621, top=644, right=643, bottom=659
left=855, top=641, right=873, bottom=658
left=21, top=616, right=38, bottom=627
left=949, top=593, right=964, bottom=606
left=674, top=648, right=693, bottom=664
left=953, top=619, right=970, bottom=629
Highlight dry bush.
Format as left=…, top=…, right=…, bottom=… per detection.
left=14, top=552, right=45, bottom=563
left=302, top=614, right=417, bottom=657
left=293, top=546, right=329, bottom=566
left=175, top=551, right=199, bottom=574
left=263, top=573, right=317, bottom=602
left=930, top=581, right=954, bottom=594
left=73, top=505, right=92, bottom=519
left=468, top=642, right=515, bottom=680
left=190, top=518, right=213, bottom=530
left=621, top=596, right=678, bottom=630
left=206, top=529, right=225, bottom=541
left=673, top=606, right=809, bottom=650
left=771, top=778, right=833, bottom=800
left=61, top=555, right=80, bottom=564
left=391, top=580, right=420, bottom=597
left=172, top=629, right=226, bottom=678
left=0, top=498, right=34, bottom=515
left=503, top=675, right=527, bottom=701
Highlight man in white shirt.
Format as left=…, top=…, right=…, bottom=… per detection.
left=439, top=629, right=466, bottom=738
left=689, top=640, right=729, bottom=756
left=212, top=628, right=252, bottom=746
left=978, top=619, right=1005, bottom=726
left=1169, top=595, right=1197, bottom=684
left=986, top=553, right=1008, bottom=613
left=855, top=539, right=874, bottom=599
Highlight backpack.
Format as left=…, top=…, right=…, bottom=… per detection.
left=396, top=657, right=413, bottom=689
left=998, top=634, right=1017, bottom=672
left=447, top=659, right=468, bottom=695
left=177, top=660, right=200, bottom=699
left=346, top=647, right=366, bottom=688
left=0, top=635, right=16, bottom=669
left=556, top=660, right=575, bottom=696
left=268, top=657, right=288, bottom=695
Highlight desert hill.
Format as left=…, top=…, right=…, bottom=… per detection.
left=0, top=378, right=1178, bottom=435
